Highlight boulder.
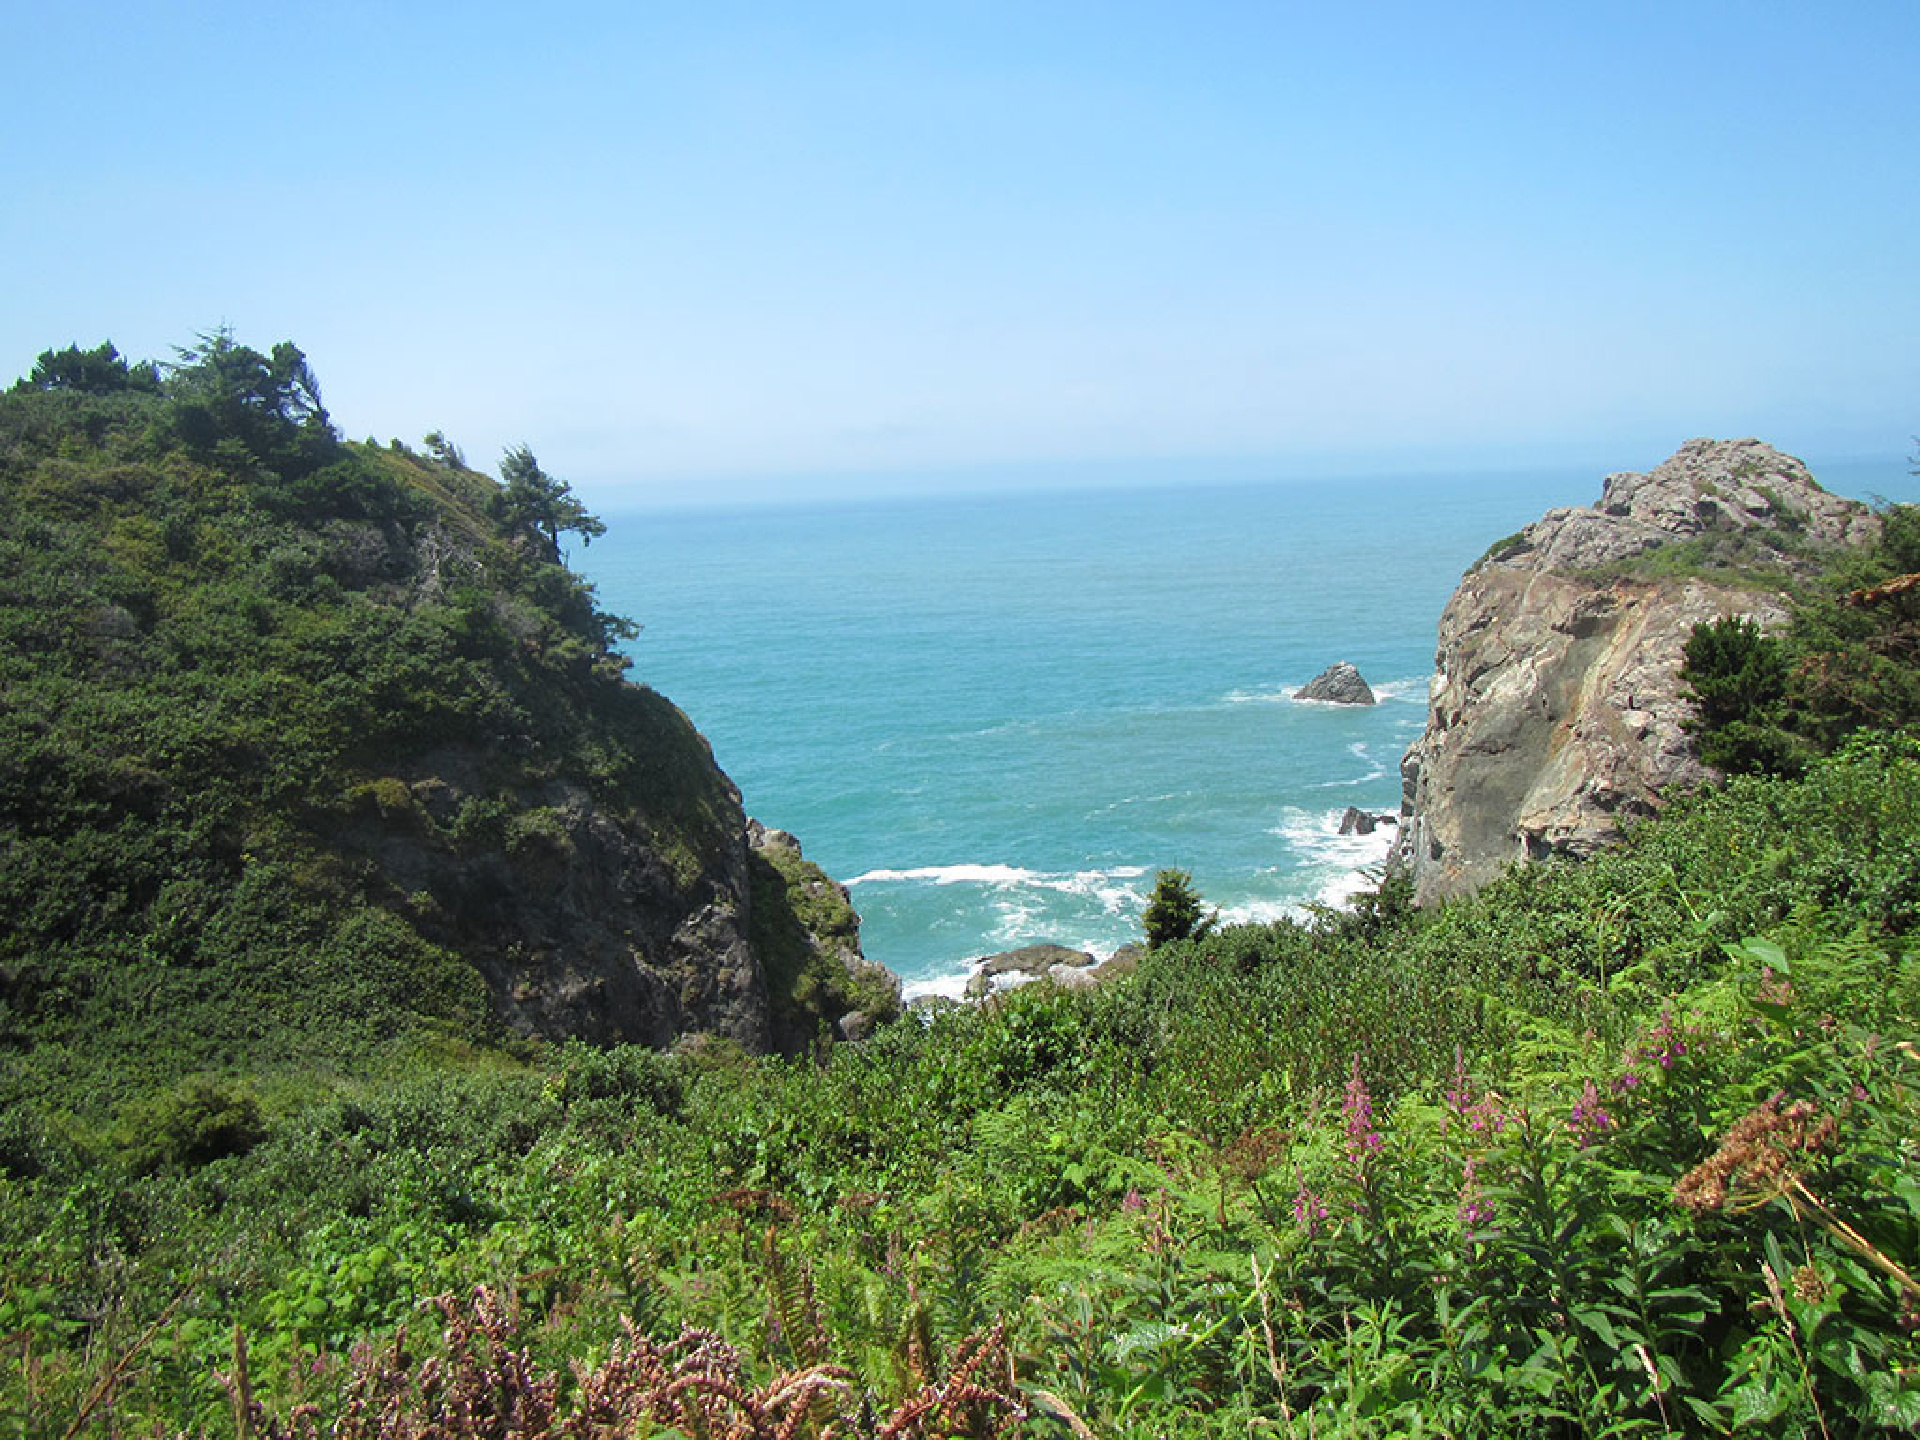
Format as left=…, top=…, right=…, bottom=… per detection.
left=1297, top=662, right=1376, bottom=705
left=1090, top=943, right=1146, bottom=983
left=964, top=943, right=1095, bottom=998
left=1337, top=807, right=1397, bottom=836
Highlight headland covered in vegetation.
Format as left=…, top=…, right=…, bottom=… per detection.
left=2, top=336, right=1918, bottom=1435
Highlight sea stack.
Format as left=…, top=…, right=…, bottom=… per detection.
left=1296, top=662, right=1377, bottom=705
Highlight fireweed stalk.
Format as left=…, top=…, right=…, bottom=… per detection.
left=1444, top=1047, right=1500, bottom=1232
left=1342, top=1055, right=1384, bottom=1217
left=1567, top=1079, right=1614, bottom=1149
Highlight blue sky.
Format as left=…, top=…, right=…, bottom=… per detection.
left=4, top=1, right=1916, bottom=506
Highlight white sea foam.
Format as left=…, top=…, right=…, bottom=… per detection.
left=1306, top=740, right=1389, bottom=790
left=901, top=969, right=974, bottom=1003
left=1216, top=895, right=1304, bottom=927
left=849, top=862, right=1146, bottom=902
left=1089, top=792, right=1185, bottom=815
left=1371, top=675, right=1431, bottom=704
left=870, top=862, right=1153, bottom=1000
left=848, top=863, right=1038, bottom=886
left=1268, top=805, right=1398, bottom=913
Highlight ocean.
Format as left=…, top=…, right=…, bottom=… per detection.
left=582, top=457, right=1915, bottom=999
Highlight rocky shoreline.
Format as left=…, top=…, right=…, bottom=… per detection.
left=955, top=941, right=1146, bottom=1000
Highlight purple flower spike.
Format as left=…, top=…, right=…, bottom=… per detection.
left=1567, top=1079, right=1614, bottom=1148
left=1344, top=1055, right=1384, bottom=1162
left=1457, top=1156, right=1493, bottom=1229
left=1293, top=1179, right=1329, bottom=1236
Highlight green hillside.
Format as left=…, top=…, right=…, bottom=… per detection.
left=0, top=336, right=885, bottom=1127
left=2, top=339, right=1916, bottom=1436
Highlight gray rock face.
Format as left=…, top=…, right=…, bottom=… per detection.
left=1338, top=807, right=1397, bottom=836
left=348, top=706, right=893, bottom=1055
left=359, top=721, right=778, bottom=1052
left=964, top=943, right=1095, bottom=998
left=1389, top=439, right=1876, bottom=905
left=1297, top=662, right=1377, bottom=705
left=747, top=818, right=901, bottom=1051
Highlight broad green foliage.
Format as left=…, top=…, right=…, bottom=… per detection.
left=3, top=343, right=1915, bottom=1433
left=0, top=335, right=712, bottom=1122
left=1682, top=504, right=1920, bottom=774
left=4, top=744, right=1916, bottom=1435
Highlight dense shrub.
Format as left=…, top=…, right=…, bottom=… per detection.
left=4, top=744, right=1914, bottom=1434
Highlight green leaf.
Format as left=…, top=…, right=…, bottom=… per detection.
left=1728, top=1378, right=1790, bottom=1427
left=1682, top=1394, right=1730, bottom=1429
left=1725, top=936, right=1790, bottom=974
left=1574, top=1306, right=1620, bottom=1347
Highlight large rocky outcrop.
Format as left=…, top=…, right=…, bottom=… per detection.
left=748, top=822, right=901, bottom=1047
left=1389, top=439, right=1878, bottom=904
left=343, top=695, right=892, bottom=1056
left=357, top=733, right=726, bottom=1048
left=0, top=358, right=890, bottom=1065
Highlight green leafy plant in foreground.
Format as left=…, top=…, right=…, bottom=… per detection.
left=13, top=743, right=1912, bottom=1435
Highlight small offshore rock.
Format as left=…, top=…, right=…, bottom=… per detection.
left=1338, top=806, right=1378, bottom=836
left=1297, top=662, right=1376, bottom=705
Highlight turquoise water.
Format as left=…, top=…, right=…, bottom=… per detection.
left=582, top=458, right=1914, bottom=997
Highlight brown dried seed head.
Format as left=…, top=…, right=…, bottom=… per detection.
left=1792, top=1264, right=1831, bottom=1304
left=1672, top=1093, right=1840, bottom=1213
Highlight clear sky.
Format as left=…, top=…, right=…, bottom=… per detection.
left=4, top=1, right=1916, bottom=506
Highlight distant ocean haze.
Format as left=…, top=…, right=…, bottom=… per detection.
left=583, top=457, right=1916, bottom=997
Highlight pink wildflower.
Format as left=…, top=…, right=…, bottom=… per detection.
left=1642, top=1008, right=1689, bottom=1070
left=1443, top=1047, right=1475, bottom=1134
left=1343, top=1056, right=1383, bottom=1162
left=1293, top=1179, right=1329, bottom=1236
left=1457, top=1156, right=1493, bottom=1229
left=1567, top=1079, right=1613, bottom=1148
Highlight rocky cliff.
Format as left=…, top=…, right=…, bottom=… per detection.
left=0, top=340, right=894, bottom=1082
left=1389, top=438, right=1878, bottom=904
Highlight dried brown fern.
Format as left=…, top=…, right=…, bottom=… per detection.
left=214, top=1286, right=1031, bottom=1440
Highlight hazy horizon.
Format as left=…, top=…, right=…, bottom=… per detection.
left=6, top=3, right=1917, bottom=510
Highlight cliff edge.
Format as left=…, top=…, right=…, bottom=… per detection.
left=0, top=338, right=895, bottom=1092
left=1388, top=438, right=1878, bottom=904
